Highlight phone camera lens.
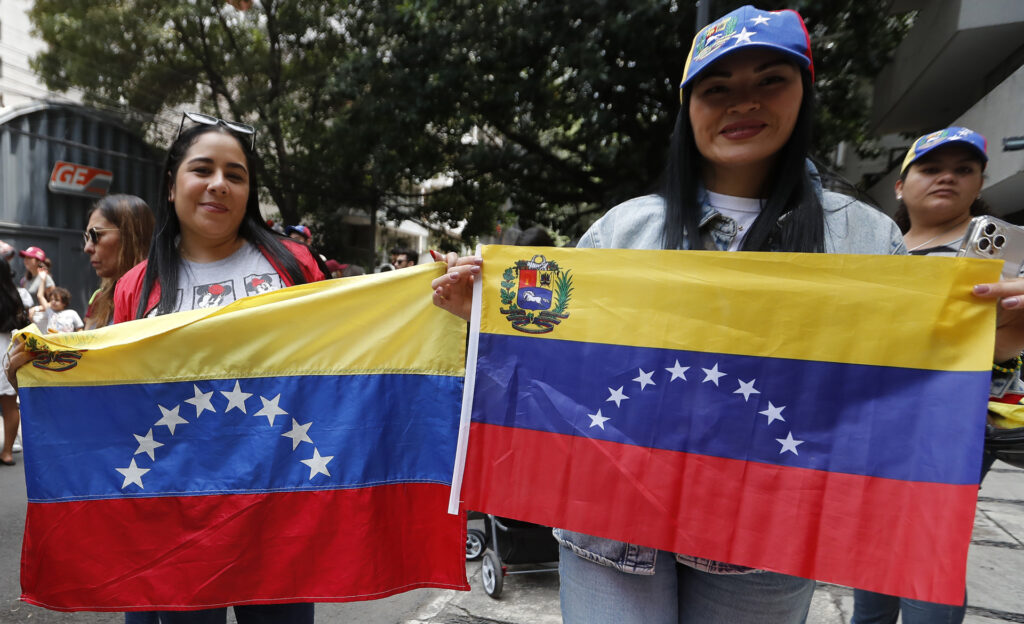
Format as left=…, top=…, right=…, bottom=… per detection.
left=994, top=235, right=1006, bottom=248
left=979, top=238, right=990, bottom=251
left=984, top=224, right=998, bottom=235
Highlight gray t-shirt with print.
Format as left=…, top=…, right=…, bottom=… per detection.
left=158, top=242, right=283, bottom=314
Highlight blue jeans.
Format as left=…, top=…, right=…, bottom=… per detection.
left=124, top=603, right=314, bottom=624
left=559, top=545, right=815, bottom=624
left=851, top=589, right=965, bottom=624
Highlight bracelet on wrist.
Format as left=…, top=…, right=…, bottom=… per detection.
left=993, top=355, right=1023, bottom=374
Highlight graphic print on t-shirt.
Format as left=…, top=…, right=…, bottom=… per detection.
left=244, top=273, right=281, bottom=297
left=193, top=281, right=235, bottom=309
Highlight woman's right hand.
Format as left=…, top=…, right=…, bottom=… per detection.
left=5, top=338, right=36, bottom=391
left=430, top=252, right=482, bottom=322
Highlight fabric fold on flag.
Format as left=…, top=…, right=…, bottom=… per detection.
left=17, top=264, right=469, bottom=612
left=454, top=245, right=1000, bottom=605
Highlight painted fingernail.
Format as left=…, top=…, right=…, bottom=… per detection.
left=974, top=284, right=991, bottom=294
left=429, top=249, right=442, bottom=261
left=1005, top=297, right=1021, bottom=308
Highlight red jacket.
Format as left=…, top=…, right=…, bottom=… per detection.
left=113, top=239, right=325, bottom=323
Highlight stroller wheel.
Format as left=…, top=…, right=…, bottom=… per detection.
left=466, top=529, right=486, bottom=561
left=481, top=549, right=504, bottom=598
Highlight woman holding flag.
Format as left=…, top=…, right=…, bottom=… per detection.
left=433, top=5, right=1024, bottom=624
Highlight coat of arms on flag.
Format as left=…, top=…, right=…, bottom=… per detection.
left=499, top=254, right=573, bottom=334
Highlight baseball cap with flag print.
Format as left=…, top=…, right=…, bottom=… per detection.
left=680, top=5, right=814, bottom=98
left=900, top=126, right=988, bottom=175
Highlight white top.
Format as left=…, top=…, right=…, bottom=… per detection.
left=706, top=191, right=763, bottom=251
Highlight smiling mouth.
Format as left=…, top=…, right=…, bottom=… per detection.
left=720, top=122, right=767, bottom=140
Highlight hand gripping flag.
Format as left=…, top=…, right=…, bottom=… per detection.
left=450, top=246, right=1001, bottom=605
left=17, top=264, right=469, bottom=612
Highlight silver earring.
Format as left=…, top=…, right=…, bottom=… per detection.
left=896, top=193, right=903, bottom=201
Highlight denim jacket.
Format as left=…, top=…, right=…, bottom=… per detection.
left=554, top=183, right=906, bottom=576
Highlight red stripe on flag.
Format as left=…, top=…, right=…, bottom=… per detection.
left=22, top=484, right=468, bottom=611
left=462, top=423, right=977, bottom=605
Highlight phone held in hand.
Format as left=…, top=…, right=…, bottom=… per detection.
left=957, top=216, right=1024, bottom=280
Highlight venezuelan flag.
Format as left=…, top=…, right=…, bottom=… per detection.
left=454, top=245, right=1000, bottom=605
left=17, top=265, right=469, bottom=611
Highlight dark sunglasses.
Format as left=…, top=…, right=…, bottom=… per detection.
left=177, top=111, right=256, bottom=150
left=83, top=227, right=118, bottom=246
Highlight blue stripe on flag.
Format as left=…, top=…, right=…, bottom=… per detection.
left=22, top=373, right=462, bottom=501
left=473, top=334, right=987, bottom=485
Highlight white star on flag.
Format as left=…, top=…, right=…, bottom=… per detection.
left=666, top=360, right=689, bottom=382
left=750, top=14, right=771, bottom=26
left=732, top=27, right=755, bottom=45
left=633, top=368, right=656, bottom=390
left=776, top=432, right=804, bottom=455
left=300, top=448, right=334, bottom=479
left=734, top=378, right=761, bottom=402
left=116, top=458, right=150, bottom=489
left=701, top=363, right=726, bottom=386
left=606, top=386, right=629, bottom=407
left=255, top=394, right=288, bottom=426
left=281, top=418, right=313, bottom=450
left=587, top=409, right=610, bottom=430
left=133, top=428, right=164, bottom=460
left=185, top=384, right=215, bottom=418
left=154, top=404, right=187, bottom=435
left=759, top=402, right=786, bottom=425
left=221, top=380, right=252, bottom=414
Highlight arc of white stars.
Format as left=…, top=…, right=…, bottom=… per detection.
left=300, top=448, right=334, bottom=479
left=734, top=378, right=761, bottom=402
left=633, top=368, right=656, bottom=391
left=281, top=418, right=313, bottom=450
left=776, top=432, right=804, bottom=455
left=133, top=428, right=164, bottom=461
left=732, top=27, right=755, bottom=45
left=185, top=384, right=215, bottom=418
left=154, top=404, right=187, bottom=435
left=750, top=14, right=771, bottom=26
left=759, top=402, right=786, bottom=425
left=701, top=363, right=726, bottom=386
left=606, top=386, right=629, bottom=408
left=116, top=458, right=150, bottom=489
left=221, top=380, right=252, bottom=414
left=587, top=409, right=610, bottom=430
left=666, top=360, right=689, bottom=382
left=255, top=394, right=288, bottom=427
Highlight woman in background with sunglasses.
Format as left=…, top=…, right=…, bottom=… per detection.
left=82, top=194, right=154, bottom=329
left=114, top=113, right=324, bottom=624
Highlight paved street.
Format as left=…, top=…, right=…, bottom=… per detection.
left=0, top=454, right=1021, bottom=623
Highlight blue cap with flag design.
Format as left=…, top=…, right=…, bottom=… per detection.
left=900, top=126, right=988, bottom=174
left=680, top=5, right=814, bottom=94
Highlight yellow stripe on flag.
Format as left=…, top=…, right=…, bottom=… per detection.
left=479, top=246, right=999, bottom=372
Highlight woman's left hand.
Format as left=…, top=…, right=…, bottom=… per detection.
left=5, top=338, right=37, bottom=391
left=974, top=278, right=1024, bottom=363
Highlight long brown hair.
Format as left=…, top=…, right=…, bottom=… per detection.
left=85, top=194, right=154, bottom=329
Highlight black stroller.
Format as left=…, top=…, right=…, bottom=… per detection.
left=475, top=514, right=559, bottom=598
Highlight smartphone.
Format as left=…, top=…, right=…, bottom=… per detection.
left=957, top=216, right=1024, bottom=280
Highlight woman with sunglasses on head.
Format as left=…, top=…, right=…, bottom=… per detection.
left=111, top=113, right=323, bottom=624
left=432, top=6, right=1024, bottom=623
left=82, top=194, right=155, bottom=329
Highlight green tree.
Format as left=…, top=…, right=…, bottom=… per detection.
left=29, top=0, right=909, bottom=249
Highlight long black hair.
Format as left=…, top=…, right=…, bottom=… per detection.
left=662, top=70, right=823, bottom=253
left=137, top=123, right=308, bottom=318
left=0, top=258, right=27, bottom=333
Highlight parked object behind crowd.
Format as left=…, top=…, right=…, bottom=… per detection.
left=83, top=194, right=155, bottom=329
left=0, top=257, right=27, bottom=466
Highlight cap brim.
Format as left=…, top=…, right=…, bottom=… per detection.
left=681, top=43, right=812, bottom=90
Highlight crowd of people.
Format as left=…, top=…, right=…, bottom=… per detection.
left=0, top=3, right=1021, bottom=624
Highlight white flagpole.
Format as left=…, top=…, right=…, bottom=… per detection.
left=447, top=245, right=484, bottom=514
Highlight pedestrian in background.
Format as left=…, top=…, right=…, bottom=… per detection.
left=0, top=257, right=28, bottom=466
left=82, top=194, right=155, bottom=329
left=19, top=246, right=53, bottom=295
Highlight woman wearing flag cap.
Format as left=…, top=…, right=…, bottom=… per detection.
left=850, top=127, right=991, bottom=624
left=433, top=5, right=1024, bottom=623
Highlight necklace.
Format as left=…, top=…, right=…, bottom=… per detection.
left=905, top=217, right=971, bottom=252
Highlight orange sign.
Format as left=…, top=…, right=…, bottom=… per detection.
left=48, top=161, right=113, bottom=197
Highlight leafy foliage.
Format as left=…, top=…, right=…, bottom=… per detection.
left=28, top=0, right=909, bottom=254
